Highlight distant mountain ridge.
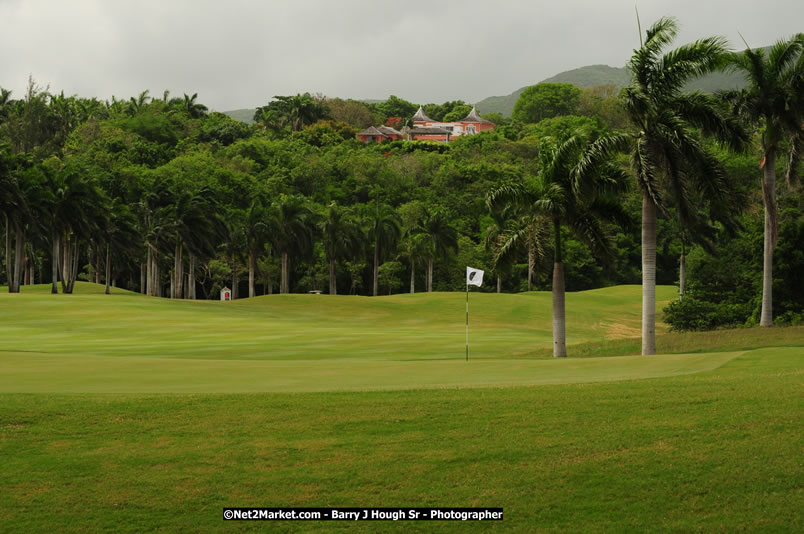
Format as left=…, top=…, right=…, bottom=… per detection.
left=474, top=63, right=749, bottom=117
left=223, top=55, right=755, bottom=123
left=222, top=109, right=256, bottom=124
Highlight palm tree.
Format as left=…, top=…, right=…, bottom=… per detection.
left=181, top=93, right=208, bottom=119
left=221, top=215, right=246, bottom=299
left=243, top=198, right=269, bottom=298
left=415, top=208, right=458, bottom=292
left=490, top=212, right=549, bottom=293
left=620, top=17, right=749, bottom=353
left=722, top=34, right=804, bottom=326
left=126, top=90, right=150, bottom=116
left=489, top=132, right=629, bottom=357
left=44, top=164, right=108, bottom=294
left=165, top=184, right=223, bottom=299
left=268, top=196, right=315, bottom=294
left=399, top=231, right=429, bottom=293
left=484, top=204, right=516, bottom=293
left=367, top=203, right=401, bottom=297
left=319, top=202, right=362, bottom=295
left=0, top=87, right=12, bottom=123
left=137, top=183, right=173, bottom=297
left=255, top=93, right=328, bottom=132
left=103, top=199, right=139, bottom=294
left=0, top=144, right=24, bottom=291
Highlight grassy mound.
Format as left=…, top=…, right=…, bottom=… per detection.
left=1, top=282, right=674, bottom=362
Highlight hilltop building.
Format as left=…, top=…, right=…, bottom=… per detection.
left=407, top=106, right=494, bottom=142
left=356, top=125, right=404, bottom=143
left=357, top=106, right=494, bottom=143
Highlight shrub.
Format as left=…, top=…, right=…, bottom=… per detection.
left=663, top=297, right=749, bottom=332
left=774, top=311, right=804, bottom=327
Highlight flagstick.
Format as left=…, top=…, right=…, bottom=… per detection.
left=465, top=279, right=469, bottom=361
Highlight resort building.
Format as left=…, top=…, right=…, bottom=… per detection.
left=407, top=106, right=494, bottom=142
left=357, top=106, right=494, bottom=143
left=356, top=125, right=404, bottom=143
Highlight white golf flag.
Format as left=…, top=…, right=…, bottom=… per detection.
left=466, top=266, right=484, bottom=287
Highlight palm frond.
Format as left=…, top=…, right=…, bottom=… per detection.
left=631, top=137, right=663, bottom=209
left=486, top=182, right=528, bottom=211
left=655, top=36, right=730, bottom=94
left=570, top=208, right=613, bottom=259
left=672, top=92, right=750, bottom=152
left=768, top=36, right=804, bottom=79
left=492, top=225, right=527, bottom=273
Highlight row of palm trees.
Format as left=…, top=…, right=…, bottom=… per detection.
left=0, top=153, right=122, bottom=295
left=238, top=197, right=458, bottom=298
left=486, top=19, right=803, bottom=356
left=1, top=153, right=462, bottom=300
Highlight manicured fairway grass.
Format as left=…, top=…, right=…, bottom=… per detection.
left=1, top=347, right=802, bottom=533
left=1, top=283, right=802, bottom=532
left=0, top=282, right=676, bottom=362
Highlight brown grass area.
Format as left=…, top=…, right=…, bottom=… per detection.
left=601, top=321, right=642, bottom=340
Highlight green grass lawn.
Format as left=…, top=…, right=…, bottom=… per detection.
left=1, top=283, right=802, bottom=532
left=0, top=282, right=671, bottom=363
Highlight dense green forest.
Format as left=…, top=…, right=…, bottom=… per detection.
left=1, top=21, right=802, bottom=350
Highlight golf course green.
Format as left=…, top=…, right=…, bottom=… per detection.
left=1, top=283, right=801, bottom=532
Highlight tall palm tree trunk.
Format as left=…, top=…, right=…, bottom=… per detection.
left=105, top=244, right=111, bottom=295
left=760, top=151, right=776, bottom=327
left=552, top=219, right=566, bottom=358
left=173, top=241, right=183, bottom=299
left=24, top=253, right=31, bottom=285
left=61, top=234, right=70, bottom=294
left=497, top=275, right=502, bottom=293
left=249, top=249, right=257, bottom=298
left=642, top=196, right=657, bottom=355
left=281, top=251, right=289, bottom=294
left=373, top=244, right=379, bottom=297
left=51, top=231, right=60, bottom=294
left=12, top=222, right=25, bottom=293
left=95, top=247, right=101, bottom=284
left=5, top=217, right=12, bottom=291
left=410, top=262, right=415, bottom=293
left=66, top=239, right=79, bottom=294
left=157, top=254, right=163, bottom=297
left=427, top=259, right=433, bottom=292
left=140, top=263, right=146, bottom=294
left=149, top=253, right=154, bottom=296
left=528, top=244, right=535, bottom=292
left=70, top=240, right=80, bottom=293
left=328, top=258, right=337, bottom=295
left=145, top=246, right=153, bottom=296
left=148, top=246, right=159, bottom=297
left=552, top=263, right=566, bottom=357
left=188, top=253, right=196, bottom=300
left=30, top=251, right=36, bottom=285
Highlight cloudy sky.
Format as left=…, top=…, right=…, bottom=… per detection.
left=1, top=0, right=801, bottom=111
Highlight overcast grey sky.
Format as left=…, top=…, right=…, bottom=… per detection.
left=1, top=0, right=801, bottom=111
